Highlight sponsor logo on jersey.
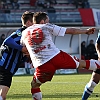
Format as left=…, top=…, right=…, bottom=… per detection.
left=17, top=31, right=22, bottom=36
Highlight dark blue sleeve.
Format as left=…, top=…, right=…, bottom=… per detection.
left=3, top=32, right=23, bottom=51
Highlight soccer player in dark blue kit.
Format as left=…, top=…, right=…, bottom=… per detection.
left=82, top=31, right=100, bottom=100
left=0, top=11, right=34, bottom=100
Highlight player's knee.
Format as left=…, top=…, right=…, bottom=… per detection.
left=31, top=80, right=35, bottom=88
left=31, top=80, right=41, bottom=88
left=0, top=93, right=7, bottom=100
left=78, top=60, right=86, bottom=69
left=3, top=96, right=6, bottom=100
left=0, top=95, right=5, bottom=100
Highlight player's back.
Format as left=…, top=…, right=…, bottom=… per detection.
left=0, top=27, right=26, bottom=75
left=21, top=23, right=66, bottom=68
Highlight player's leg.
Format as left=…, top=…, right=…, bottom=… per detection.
left=0, top=85, right=9, bottom=100
left=31, top=62, right=55, bottom=100
left=53, top=50, right=100, bottom=71
left=0, top=68, right=12, bottom=100
left=31, top=80, right=42, bottom=100
left=78, top=59, right=100, bottom=71
left=79, top=44, right=99, bottom=70
left=72, top=55, right=100, bottom=71
left=82, top=69, right=100, bottom=100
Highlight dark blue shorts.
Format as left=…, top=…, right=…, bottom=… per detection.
left=94, top=69, right=100, bottom=74
left=0, top=67, right=12, bottom=88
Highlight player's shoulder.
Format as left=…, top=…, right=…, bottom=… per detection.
left=45, top=23, right=58, bottom=28
left=36, top=23, right=55, bottom=30
left=10, top=30, right=21, bottom=37
left=20, top=26, right=27, bottom=31
left=12, top=26, right=27, bottom=36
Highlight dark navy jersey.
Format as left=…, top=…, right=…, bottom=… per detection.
left=0, top=26, right=26, bottom=75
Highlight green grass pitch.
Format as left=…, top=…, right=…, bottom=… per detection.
left=7, top=74, right=100, bottom=100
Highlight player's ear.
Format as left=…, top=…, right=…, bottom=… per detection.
left=25, top=20, right=29, bottom=26
left=26, top=20, right=32, bottom=27
left=40, top=20, right=45, bottom=24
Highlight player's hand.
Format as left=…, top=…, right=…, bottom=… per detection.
left=21, top=46, right=29, bottom=55
left=86, top=28, right=95, bottom=35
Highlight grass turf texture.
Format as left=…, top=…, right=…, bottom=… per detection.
left=7, top=74, right=100, bottom=100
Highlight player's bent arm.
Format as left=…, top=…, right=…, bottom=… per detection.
left=65, top=27, right=95, bottom=35
left=4, top=37, right=23, bottom=51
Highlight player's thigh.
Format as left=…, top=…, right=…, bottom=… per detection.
left=92, top=69, right=100, bottom=83
left=0, top=85, right=9, bottom=98
left=51, top=50, right=79, bottom=69
left=33, top=62, right=56, bottom=84
left=0, top=68, right=12, bottom=88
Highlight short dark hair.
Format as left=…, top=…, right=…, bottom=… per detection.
left=1, top=34, right=5, bottom=36
left=21, top=11, right=34, bottom=24
left=33, top=12, right=47, bottom=24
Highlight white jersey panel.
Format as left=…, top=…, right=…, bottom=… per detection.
left=21, top=23, right=67, bottom=68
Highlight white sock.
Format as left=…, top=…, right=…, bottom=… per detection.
left=32, top=92, right=42, bottom=100
left=89, top=59, right=100, bottom=71
left=88, top=81, right=97, bottom=91
left=0, top=96, right=3, bottom=100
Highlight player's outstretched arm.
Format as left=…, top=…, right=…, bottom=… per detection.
left=65, top=27, right=95, bottom=35
left=4, top=37, right=23, bottom=51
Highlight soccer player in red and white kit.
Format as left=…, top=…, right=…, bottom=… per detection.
left=21, top=12, right=99, bottom=100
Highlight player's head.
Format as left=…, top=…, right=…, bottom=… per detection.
left=21, top=11, right=34, bottom=27
left=33, top=12, right=49, bottom=24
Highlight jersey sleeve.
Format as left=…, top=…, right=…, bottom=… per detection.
left=3, top=32, right=23, bottom=51
left=46, top=23, right=67, bottom=36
